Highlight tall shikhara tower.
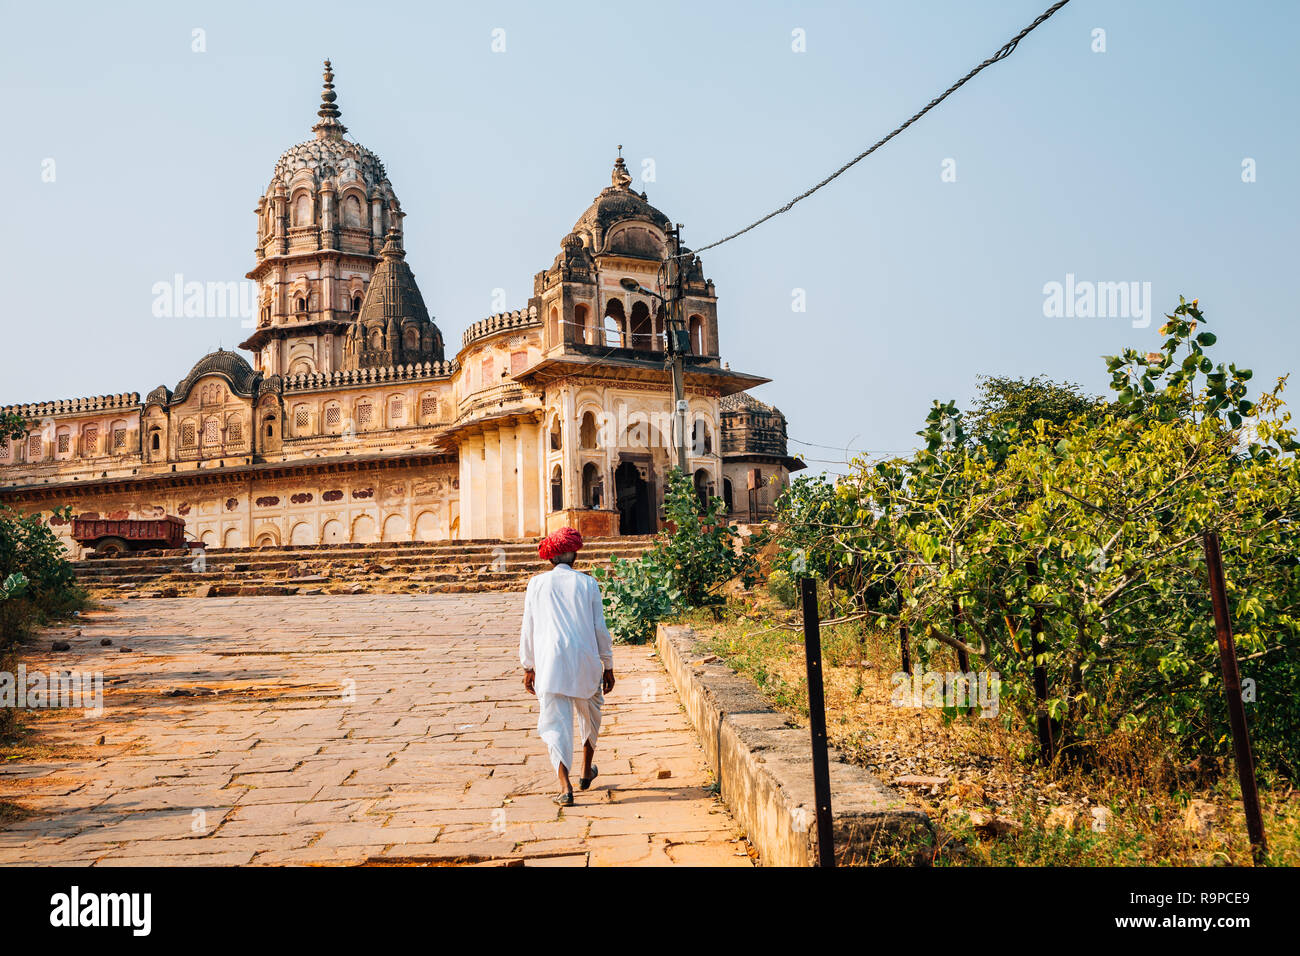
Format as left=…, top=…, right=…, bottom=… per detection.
left=241, top=60, right=443, bottom=378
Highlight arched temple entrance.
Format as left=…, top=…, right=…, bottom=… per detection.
left=615, top=458, right=653, bottom=535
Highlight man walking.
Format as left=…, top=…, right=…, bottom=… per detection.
left=520, top=527, right=616, bottom=805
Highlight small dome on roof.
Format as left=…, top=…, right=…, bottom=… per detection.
left=720, top=391, right=782, bottom=416
left=570, top=151, right=672, bottom=258
left=172, top=349, right=258, bottom=404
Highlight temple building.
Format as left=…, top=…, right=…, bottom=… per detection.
left=0, top=62, right=802, bottom=556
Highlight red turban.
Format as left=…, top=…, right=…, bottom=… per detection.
left=538, top=526, right=583, bottom=560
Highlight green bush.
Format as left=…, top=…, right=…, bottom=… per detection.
left=594, top=469, right=755, bottom=643
left=0, top=414, right=84, bottom=650
left=767, top=569, right=798, bottom=608
left=595, top=552, right=679, bottom=645
left=767, top=299, right=1300, bottom=774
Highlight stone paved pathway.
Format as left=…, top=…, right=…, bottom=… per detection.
left=0, top=595, right=752, bottom=867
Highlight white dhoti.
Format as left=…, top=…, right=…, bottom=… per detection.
left=537, top=689, right=604, bottom=771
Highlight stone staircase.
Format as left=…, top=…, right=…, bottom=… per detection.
left=73, top=536, right=657, bottom=600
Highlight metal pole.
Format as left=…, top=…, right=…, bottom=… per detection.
left=1202, top=530, right=1268, bottom=862
left=1026, top=557, right=1055, bottom=762
left=952, top=596, right=971, bottom=673
left=799, top=575, right=836, bottom=867
left=666, top=225, right=689, bottom=478
left=899, top=621, right=912, bottom=675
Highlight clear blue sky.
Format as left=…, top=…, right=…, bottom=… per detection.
left=3, top=0, right=1297, bottom=474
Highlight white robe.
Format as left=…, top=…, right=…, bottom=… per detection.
left=537, top=688, right=603, bottom=772
left=519, top=563, right=613, bottom=698
left=520, top=563, right=615, bottom=772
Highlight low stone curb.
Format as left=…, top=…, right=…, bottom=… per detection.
left=656, top=623, right=933, bottom=866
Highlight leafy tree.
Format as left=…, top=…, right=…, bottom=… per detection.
left=767, top=299, right=1300, bottom=774
left=966, top=375, right=1104, bottom=446
left=0, top=412, right=83, bottom=647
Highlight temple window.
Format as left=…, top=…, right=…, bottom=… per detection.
left=691, top=418, right=712, bottom=456
left=693, top=469, right=712, bottom=511
left=180, top=423, right=196, bottom=447
left=420, top=396, right=438, bottom=419
left=343, top=195, right=362, bottom=228
left=579, top=411, right=599, bottom=449
left=113, top=428, right=127, bottom=451
left=325, top=405, right=341, bottom=429
left=227, top=420, right=242, bottom=444
left=629, top=301, right=652, bottom=350
left=356, top=402, right=373, bottom=427
left=27, top=434, right=42, bottom=459
left=294, top=407, right=310, bottom=432
left=203, top=419, right=219, bottom=444
left=582, top=463, right=603, bottom=509
left=150, top=430, right=161, bottom=451
left=548, top=416, right=562, bottom=451
left=57, top=433, right=70, bottom=454
left=603, top=299, right=625, bottom=348
left=574, top=304, right=591, bottom=345
left=689, top=314, right=705, bottom=354
left=83, top=426, right=99, bottom=455
left=550, top=465, right=564, bottom=512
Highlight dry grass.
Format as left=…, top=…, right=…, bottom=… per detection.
left=683, top=596, right=1298, bottom=866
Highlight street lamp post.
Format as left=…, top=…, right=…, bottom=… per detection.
left=620, top=234, right=690, bottom=477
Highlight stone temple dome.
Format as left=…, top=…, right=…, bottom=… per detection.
left=268, top=60, right=390, bottom=193
left=171, top=349, right=259, bottom=405
left=570, top=151, right=673, bottom=260
left=253, top=60, right=402, bottom=264
left=345, top=232, right=445, bottom=368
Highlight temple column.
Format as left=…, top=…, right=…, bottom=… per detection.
left=537, top=418, right=549, bottom=530
left=517, top=421, right=540, bottom=538
left=560, top=388, right=578, bottom=510
left=483, top=425, right=504, bottom=539
left=498, top=426, right=519, bottom=539
left=460, top=433, right=482, bottom=539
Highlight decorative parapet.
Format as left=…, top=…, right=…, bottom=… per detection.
left=460, top=306, right=540, bottom=351
left=2, top=393, right=142, bottom=419
left=454, top=381, right=533, bottom=425
left=282, top=360, right=457, bottom=393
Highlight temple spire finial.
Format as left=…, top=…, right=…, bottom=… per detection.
left=312, top=58, right=348, bottom=139
left=611, top=146, right=632, bottom=190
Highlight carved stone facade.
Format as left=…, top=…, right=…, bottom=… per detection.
left=0, top=66, right=800, bottom=556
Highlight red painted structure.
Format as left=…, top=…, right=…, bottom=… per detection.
left=71, top=516, right=189, bottom=555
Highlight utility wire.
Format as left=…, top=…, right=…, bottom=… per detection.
left=679, top=0, right=1073, bottom=257
left=789, top=436, right=919, bottom=456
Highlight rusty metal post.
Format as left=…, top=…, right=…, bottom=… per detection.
left=1202, top=531, right=1267, bottom=862
left=1025, top=558, right=1056, bottom=762
left=952, top=596, right=971, bottom=673
left=800, top=575, right=836, bottom=867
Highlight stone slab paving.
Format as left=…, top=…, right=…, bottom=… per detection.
left=0, top=595, right=752, bottom=867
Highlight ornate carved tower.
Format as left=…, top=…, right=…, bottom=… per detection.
left=241, top=61, right=441, bottom=377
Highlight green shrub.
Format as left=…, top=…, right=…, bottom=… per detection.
left=595, top=552, right=679, bottom=644
left=594, top=469, right=755, bottom=643
left=767, top=569, right=798, bottom=608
